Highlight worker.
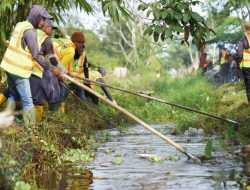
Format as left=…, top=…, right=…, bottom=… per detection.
left=85, top=66, right=115, bottom=105
left=218, top=42, right=231, bottom=83
left=0, top=5, right=61, bottom=125
left=30, top=19, right=64, bottom=123
left=53, top=32, right=89, bottom=112
left=236, top=21, right=250, bottom=105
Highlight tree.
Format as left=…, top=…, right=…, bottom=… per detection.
left=0, top=0, right=211, bottom=57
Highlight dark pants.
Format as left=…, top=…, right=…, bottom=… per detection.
left=85, top=91, right=99, bottom=105
left=60, top=83, right=86, bottom=101
left=242, top=68, right=250, bottom=102
left=220, top=62, right=230, bottom=83
left=30, top=70, right=60, bottom=106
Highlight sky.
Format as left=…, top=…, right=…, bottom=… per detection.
left=62, top=0, right=209, bottom=34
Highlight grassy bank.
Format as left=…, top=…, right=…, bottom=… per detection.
left=1, top=68, right=250, bottom=189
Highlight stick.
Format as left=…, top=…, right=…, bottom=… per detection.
left=62, top=74, right=201, bottom=164
left=75, top=76, right=237, bottom=125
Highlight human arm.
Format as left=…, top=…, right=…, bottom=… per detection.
left=96, top=78, right=113, bottom=101
left=84, top=56, right=89, bottom=79
left=23, top=29, right=51, bottom=70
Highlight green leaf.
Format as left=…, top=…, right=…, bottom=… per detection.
left=174, top=12, right=182, bottom=20
left=164, top=28, right=173, bottom=38
left=177, top=2, right=188, bottom=10
left=153, top=10, right=161, bottom=20
left=183, top=12, right=191, bottom=23
left=153, top=31, right=159, bottom=42
left=205, top=139, right=212, bottom=158
left=172, top=26, right=184, bottom=33
left=155, top=25, right=163, bottom=33
left=146, top=10, right=151, bottom=17
left=144, top=25, right=153, bottom=36
left=190, top=12, right=204, bottom=22
left=162, top=10, right=173, bottom=19
left=138, top=4, right=147, bottom=11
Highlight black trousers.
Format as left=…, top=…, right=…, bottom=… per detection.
left=242, top=68, right=250, bottom=102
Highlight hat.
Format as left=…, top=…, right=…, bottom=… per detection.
left=42, top=9, right=53, bottom=19
left=45, top=19, right=57, bottom=29
left=98, top=67, right=106, bottom=76
left=71, top=32, right=85, bottom=43
left=244, top=21, right=250, bottom=33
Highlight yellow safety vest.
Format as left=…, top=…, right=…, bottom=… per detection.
left=68, top=52, right=85, bottom=82
left=220, top=49, right=227, bottom=65
left=240, top=33, right=250, bottom=68
left=31, top=29, right=48, bottom=78
left=1, top=21, right=34, bottom=78
left=89, top=68, right=102, bottom=89
left=52, top=38, right=75, bottom=68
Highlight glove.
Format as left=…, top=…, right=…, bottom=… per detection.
left=0, top=111, right=14, bottom=129
left=51, top=66, right=63, bottom=80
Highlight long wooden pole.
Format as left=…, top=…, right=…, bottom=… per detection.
left=63, top=74, right=201, bottom=163
left=76, top=76, right=237, bottom=125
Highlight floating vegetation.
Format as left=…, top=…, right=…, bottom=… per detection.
left=113, top=156, right=123, bottom=165
left=61, top=149, right=95, bottom=163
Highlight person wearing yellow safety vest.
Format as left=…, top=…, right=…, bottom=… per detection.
left=52, top=32, right=89, bottom=112
left=236, top=21, right=250, bottom=105
left=29, top=19, right=64, bottom=123
left=85, top=65, right=115, bottom=105
left=218, top=42, right=231, bottom=84
left=0, top=5, right=61, bottom=126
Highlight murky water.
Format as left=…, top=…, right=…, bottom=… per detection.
left=54, top=124, right=249, bottom=190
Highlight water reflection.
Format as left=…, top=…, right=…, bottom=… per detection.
left=58, top=169, right=93, bottom=190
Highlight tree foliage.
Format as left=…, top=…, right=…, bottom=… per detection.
left=0, top=0, right=211, bottom=57
left=138, top=0, right=212, bottom=49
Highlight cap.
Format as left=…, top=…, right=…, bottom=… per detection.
left=45, top=19, right=57, bottom=29
left=71, top=32, right=85, bottom=43
left=42, top=9, right=53, bottom=19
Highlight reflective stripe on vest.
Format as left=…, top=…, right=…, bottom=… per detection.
left=52, top=38, right=75, bottom=61
left=240, top=33, right=250, bottom=68
left=1, top=21, right=34, bottom=78
left=68, top=52, right=85, bottom=82
left=31, top=29, right=48, bottom=78
left=220, top=49, right=227, bottom=64
left=89, top=68, right=102, bottom=89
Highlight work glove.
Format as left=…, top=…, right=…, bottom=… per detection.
left=51, top=66, right=63, bottom=80
left=0, top=111, right=14, bottom=129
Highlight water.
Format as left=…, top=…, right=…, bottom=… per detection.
left=53, top=125, right=249, bottom=190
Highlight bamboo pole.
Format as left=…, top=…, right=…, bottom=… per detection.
left=76, top=76, right=237, bottom=125
left=62, top=74, right=201, bottom=163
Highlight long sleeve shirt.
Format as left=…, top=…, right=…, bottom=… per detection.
left=22, top=29, right=51, bottom=71
left=236, top=36, right=249, bottom=64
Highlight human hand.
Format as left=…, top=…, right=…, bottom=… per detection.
left=51, top=66, right=63, bottom=80
left=0, top=111, right=14, bottom=129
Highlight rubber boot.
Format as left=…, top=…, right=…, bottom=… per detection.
left=44, top=101, right=49, bottom=109
left=35, top=106, right=43, bottom=123
left=23, top=108, right=36, bottom=126
left=0, top=93, right=7, bottom=107
left=60, top=102, right=65, bottom=114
